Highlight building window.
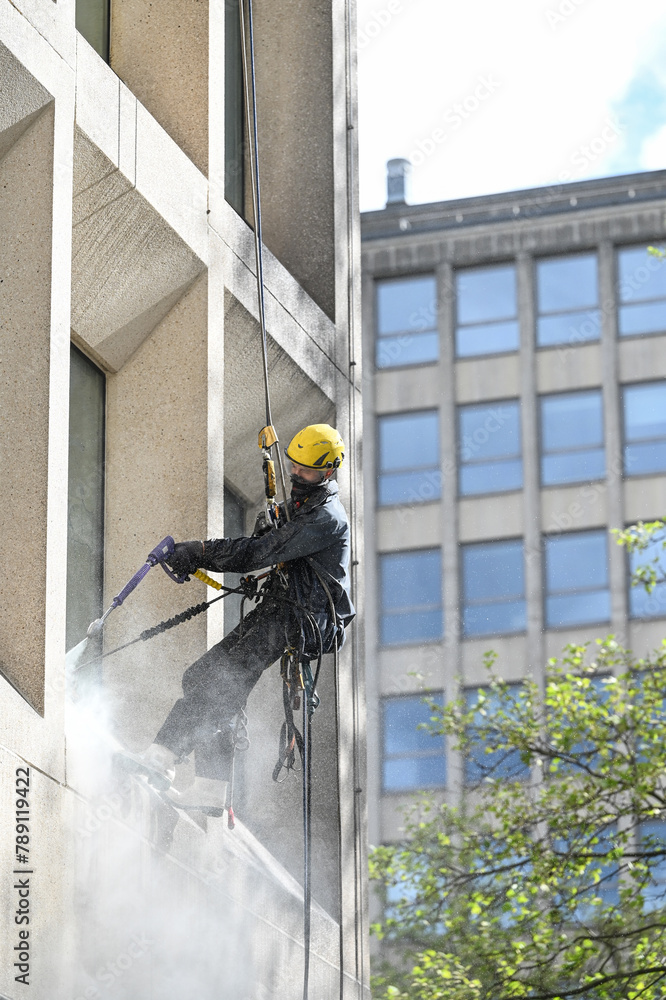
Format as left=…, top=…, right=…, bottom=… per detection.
left=377, top=410, right=440, bottom=506
left=379, top=549, right=443, bottom=646
left=544, top=530, right=609, bottom=629
left=640, top=819, right=666, bottom=912
left=540, top=389, right=605, bottom=486
left=225, top=0, right=245, bottom=216
left=623, top=381, right=666, bottom=476
left=555, top=824, right=620, bottom=914
left=67, top=347, right=105, bottom=651
left=618, top=246, right=666, bottom=338
left=455, top=263, right=519, bottom=358
left=458, top=399, right=522, bottom=495
left=76, top=0, right=110, bottom=62
left=628, top=528, right=666, bottom=620
left=464, top=684, right=529, bottom=784
left=552, top=674, right=610, bottom=775
left=535, top=252, right=600, bottom=347
left=375, top=275, right=438, bottom=369
left=382, top=694, right=446, bottom=792
left=461, top=539, right=526, bottom=638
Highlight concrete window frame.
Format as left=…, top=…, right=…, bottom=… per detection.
left=535, top=251, right=600, bottom=348
left=375, top=273, right=439, bottom=370
left=457, top=397, right=523, bottom=496
left=543, top=529, right=610, bottom=630
left=454, top=261, right=519, bottom=359
left=378, top=547, right=443, bottom=646
left=539, top=388, right=606, bottom=487
left=463, top=682, right=529, bottom=785
left=617, top=244, right=666, bottom=339
left=461, top=538, right=526, bottom=638
left=381, top=691, right=446, bottom=793
left=622, top=380, right=666, bottom=477
left=377, top=408, right=441, bottom=507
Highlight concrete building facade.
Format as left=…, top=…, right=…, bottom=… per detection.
left=0, top=1, right=368, bottom=997
left=362, top=167, right=666, bottom=848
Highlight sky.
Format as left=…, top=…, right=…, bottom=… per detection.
left=357, top=0, right=666, bottom=212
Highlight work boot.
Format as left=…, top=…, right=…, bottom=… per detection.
left=116, top=743, right=177, bottom=791
left=166, top=777, right=228, bottom=816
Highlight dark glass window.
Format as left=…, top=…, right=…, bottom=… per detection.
left=379, top=549, right=443, bottom=646
left=536, top=253, right=600, bottom=347
left=458, top=400, right=522, bottom=495
left=540, top=390, right=605, bottom=486
left=455, top=264, right=519, bottom=357
left=382, top=694, right=446, bottom=791
left=225, top=0, right=245, bottom=216
left=544, top=530, right=609, bottom=628
left=628, top=529, right=666, bottom=620
left=224, top=486, right=246, bottom=632
left=464, top=684, right=529, bottom=784
left=76, top=0, right=110, bottom=61
left=461, top=539, right=526, bottom=638
left=67, top=347, right=105, bottom=651
left=376, top=275, right=438, bottom=369
left=378, top=410, right=440, bottom=506
left=623, top=381, right=666, bottom=476
left=618, top=246, right=666, bottom=337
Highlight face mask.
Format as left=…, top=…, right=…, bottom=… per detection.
left=290, top=472, right=325, bottom=497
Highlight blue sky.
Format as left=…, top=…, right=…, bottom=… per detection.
left=357, top=0, right=666, bottom=211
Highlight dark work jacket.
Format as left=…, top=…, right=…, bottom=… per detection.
left=200, top=482, right=355, bottom=654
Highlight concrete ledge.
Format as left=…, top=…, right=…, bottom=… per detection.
left=71, top=128, right=205, bottom=372
left=75, top=34, right=208, bottom=263
left=211, top=203, right=338, bottom=384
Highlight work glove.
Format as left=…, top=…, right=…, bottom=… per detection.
left=167, top=540, right=204, bottom=578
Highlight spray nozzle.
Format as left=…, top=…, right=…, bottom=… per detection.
left=86, top=618, right=104, bottom=639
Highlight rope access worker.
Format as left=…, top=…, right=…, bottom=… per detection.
left=125, top=424, right=355, bottom=813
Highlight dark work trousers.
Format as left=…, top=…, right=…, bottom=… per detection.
left=155, top=597, right=297, bottom=780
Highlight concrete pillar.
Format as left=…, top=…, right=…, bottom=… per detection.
left=599, top=239, right=627, bottom=636
left=103, top=275, right=210, bottom=748
left=517, top=253, right=544, bottom=688
left=0, top=106, right=55, bottom=715
left=439, top=261, right=462, bottom=794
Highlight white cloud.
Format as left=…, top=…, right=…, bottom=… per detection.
left=358, top=0, right=666, bottom=210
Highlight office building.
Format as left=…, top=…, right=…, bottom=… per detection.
left=362, top=162, right=666, bottom=845
left=0, top=1, right=368, bottom=996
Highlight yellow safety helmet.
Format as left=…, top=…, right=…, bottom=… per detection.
left=285, top=423, right=345, bottom=471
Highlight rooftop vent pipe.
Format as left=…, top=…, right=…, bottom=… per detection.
left=386, top=158, right=412, bottom=206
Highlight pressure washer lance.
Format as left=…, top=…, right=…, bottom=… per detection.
left=85, top=536, right=224, bottom=640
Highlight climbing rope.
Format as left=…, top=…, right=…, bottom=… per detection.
left=235, top=1, right=325, bottom=995
left=237, top=0, right=290, bottom=519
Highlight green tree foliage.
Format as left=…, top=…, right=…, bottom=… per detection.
left=371, top=525, right=666, bottom=1000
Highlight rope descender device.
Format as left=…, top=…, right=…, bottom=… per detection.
left=259, top=424, right=289, bottom=527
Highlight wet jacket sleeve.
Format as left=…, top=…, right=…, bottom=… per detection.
left=200, top=513, right=341, bottom=575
